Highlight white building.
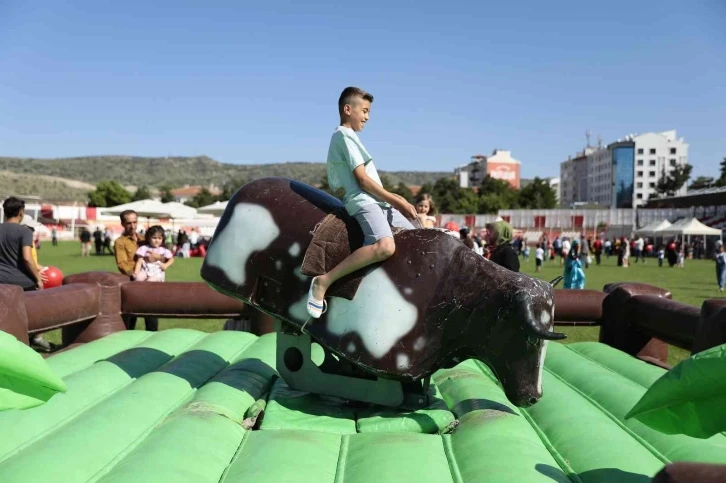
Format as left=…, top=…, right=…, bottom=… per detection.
left=454, top=150, right=522, bottom=189
left=560, top=130, right=688, bottom=208
left=631, top=130, right=688, bottom=207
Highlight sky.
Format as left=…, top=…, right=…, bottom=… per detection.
left=0, top=0, right=724, bottom=179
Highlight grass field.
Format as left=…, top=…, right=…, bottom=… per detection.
left=37, top=241, right=723, bottom=365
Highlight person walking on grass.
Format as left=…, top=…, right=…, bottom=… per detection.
left=535, top=244, right=544, bottom=273
left=307, top=87, right=417, bottom=318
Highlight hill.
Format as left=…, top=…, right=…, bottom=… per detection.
left=0, top=156, right=453, bottom=200
left=0, top=170, right=93, bottom=202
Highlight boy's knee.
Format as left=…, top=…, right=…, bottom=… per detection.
left=374, top=237, right=396, bottom=261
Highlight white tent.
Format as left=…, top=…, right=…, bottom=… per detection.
left=658, top=218, right=722, bottom=237
left=103, top=200, right=177, bottom=219
left=198, top=201, right=228, bottom=217
left=636, top=220, right=671, bottom=235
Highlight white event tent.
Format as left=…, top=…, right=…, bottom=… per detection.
left=197, top=201, right=228, bottom=217
left=635, top=220, right=671, bottom=235
left=657, top=218, right=722, bottom=238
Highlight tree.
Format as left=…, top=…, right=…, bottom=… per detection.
left=688, top=176, right=714, bottom=191
left=131, top=185, right=151, bottom=201
left=392, top=182, right=414, bottom=203
left=159, top=185, right=175, bottom=203
left=518, top=177, right=557, bottom=209
left=184, top=188, right=216, bottom=208
left=716, top=158, right=726, bottom=187
left=430, top=177, right=478, bottom=214
left=87, top=180, right=131, bottom=207
left=478, top=175, right=519, bottom=213
left=318, top=174, right=344, bottom=201
left=218, top=177, right=247, bottom=201
left=655, top=164, right=693, bottom=198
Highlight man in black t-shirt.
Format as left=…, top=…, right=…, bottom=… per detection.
left=0, top=197, right=43, bottom=290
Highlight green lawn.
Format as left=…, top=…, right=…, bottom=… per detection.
left=37, top=241, right=723, bottom=365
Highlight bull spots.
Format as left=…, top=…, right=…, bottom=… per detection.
left=326, top=268, right=418, bottom=359
left=289, top=242, right=301, bottom=258
left=293, top=265, right=308, bottom=281
left=413, top=336, right=426, bottom=351
left=275, top=260, right=283, bottom=271
left=403, top=287, right=413, bottom=295
left=347, top=342, right=356, bottom=353
left=396, top=353, right=411, bottom=370
left=540, top=310, right=551, bottom=325
left=205, top=203, right=280, bottom=285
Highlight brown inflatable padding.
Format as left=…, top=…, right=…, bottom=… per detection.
left=63, top=271, right=130, bottom=286
left=600, top=283, right=672, bottom=362
left=62, top=284, right=126, bottom=345
left=25, top=284, right=100, bottom=333
left=692, top=299, right=726, bottom=354
left=604, top=282, right=672, bottom=299
left=652, top=462, right=726, bottom=483
left=121, top=282, right=246, bottom=317
left=0, top=284, right=30, bottom=345
left=553, top=289, right=604, bottom=323
left=626, top=295, right=700, bottom=350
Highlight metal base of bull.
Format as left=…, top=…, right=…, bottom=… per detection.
left=275, top=321, right=431, bottom=410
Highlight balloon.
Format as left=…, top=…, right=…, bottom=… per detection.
left=42, top=266, right=64, bottom=289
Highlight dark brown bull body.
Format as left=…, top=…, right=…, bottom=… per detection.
left=201, top=177, right=564, bottom=407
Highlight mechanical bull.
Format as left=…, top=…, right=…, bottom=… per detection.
left=201, top=177, right=566, bottom=408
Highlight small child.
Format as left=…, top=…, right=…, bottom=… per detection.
left=535, top=245, right=544, bottom=272
left=308, top=87, right=417, bottom=318
left=677, top=247, right=685, bottom=268
left=134, top=225, right=174, bottom=282
left=523, top=245, right=530, bottom=262
left=414, top=193, right=437, bottom=228
left=657, top=246, right=665, bottom=267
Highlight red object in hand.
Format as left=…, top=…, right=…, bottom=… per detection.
left=42, top=266, right=64, bottom=288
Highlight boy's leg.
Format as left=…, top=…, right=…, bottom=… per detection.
left=310, top=204, right=399, bottom=304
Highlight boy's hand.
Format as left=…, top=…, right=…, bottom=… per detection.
left=393, top=198, right=417, bottom=220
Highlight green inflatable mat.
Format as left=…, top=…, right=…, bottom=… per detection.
left=1, top=330, right=725, bottom=483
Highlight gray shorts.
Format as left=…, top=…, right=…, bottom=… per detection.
left=353, top=204, right=415, bottom=245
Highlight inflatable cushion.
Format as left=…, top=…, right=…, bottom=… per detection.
left=0, top=331, right=66, bottom=411
left=626, top=343, right=726, bottom=439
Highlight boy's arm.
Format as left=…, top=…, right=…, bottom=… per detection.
left=352, top=166, right=417, bottom=219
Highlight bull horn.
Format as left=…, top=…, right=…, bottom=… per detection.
left=523, top=311, right=567, bottom=341
left=549, top=276, right=563, bottom=288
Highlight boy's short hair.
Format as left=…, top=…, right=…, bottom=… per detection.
left=338, top=87, right=373, bottom=115
left=2, top=197, right=25, bottom=218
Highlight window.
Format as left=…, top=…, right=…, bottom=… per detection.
left=649, top=182, right=655, bottom=188
left=670, top=147, right=676, bottom=154
left=636, top=182, right=643, bottom=188
left=649, top=159, right=656, bottom=166
left=637, top=171, right=643, bottom=177
left=649, top=171, right=656, bottom=177
left=637, top=148, right=644, bottom=155
left=649, top=148, right=656, bottom=154
left=636, top=193, right=643, bottom=199
left=670, top=159, right=677, bottom=166
left=637, top=159, right=644, bottom=166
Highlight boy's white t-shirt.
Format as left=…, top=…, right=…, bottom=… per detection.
left=327, top=126, right=390, bottom=216
left=535, top=247, right=544, bottom=260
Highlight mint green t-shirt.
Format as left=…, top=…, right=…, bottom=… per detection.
left=326, top=126, right=390, bottom=216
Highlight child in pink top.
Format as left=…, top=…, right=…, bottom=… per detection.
left=134, top=225, right=174, bottom=282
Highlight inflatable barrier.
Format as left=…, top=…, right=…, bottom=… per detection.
left=1, top=271, right=726, bottom=481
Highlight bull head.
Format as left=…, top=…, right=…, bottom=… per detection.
left=471, top=289, right=566, bottom=407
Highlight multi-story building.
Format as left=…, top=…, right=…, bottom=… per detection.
left=455, top=150, right=521, bottom=189
left=560, top=130, right=688, bottom=208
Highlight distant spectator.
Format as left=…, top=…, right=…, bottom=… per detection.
left=80, top=228, right=92, bottom=256
left=103, top=228, right=113, bottom=255
left=51, top=227, right=58, bottom=246
left=535, top=244, right=544, bottom=272
left=715, top=241, right=726, bottom=292
left=93, top=226, right=103, bottom=255
left=485, top=221, right=519, bottom=272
